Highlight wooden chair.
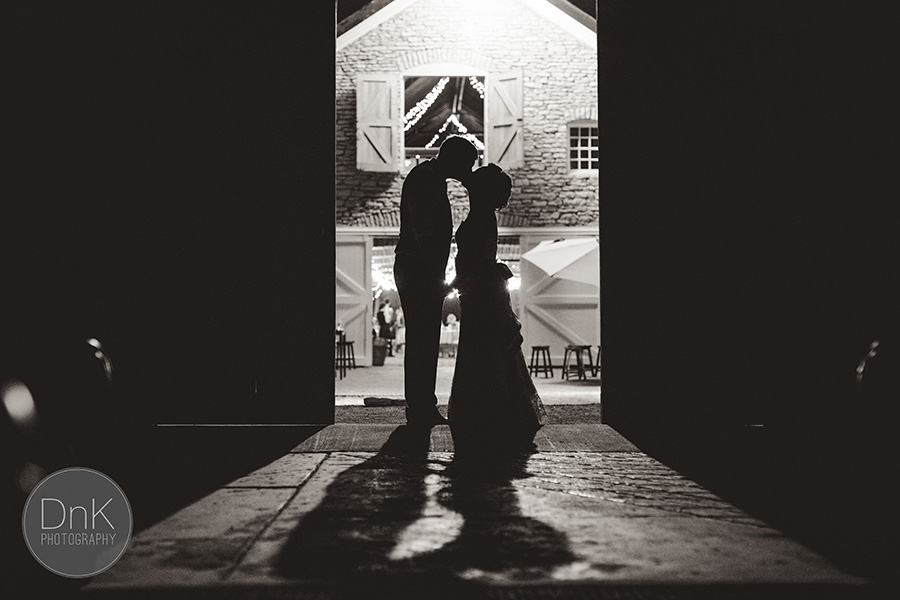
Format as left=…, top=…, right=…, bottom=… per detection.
left=529, top=346, right=554, bottom=378
left=562, top=344, right=594, bottom=380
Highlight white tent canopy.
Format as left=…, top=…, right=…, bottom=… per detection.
left=521, top=238, right=599, bottom=287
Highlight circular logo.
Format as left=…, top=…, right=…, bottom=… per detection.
left=22, top=468, right=132, bottom=578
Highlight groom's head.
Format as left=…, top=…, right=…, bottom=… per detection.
left=436, top=135, right=478, bottom=182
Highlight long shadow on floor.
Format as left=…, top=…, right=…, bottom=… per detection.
left=275, top=425, right=577, bottom=598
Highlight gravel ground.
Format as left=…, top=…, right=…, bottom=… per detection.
left=335, top=403, right=602, bottom=424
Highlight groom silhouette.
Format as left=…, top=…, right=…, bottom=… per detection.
left=394, top=135, right=478, bottom=427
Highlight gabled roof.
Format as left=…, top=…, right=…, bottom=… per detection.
left=337, top=0, right=596, bottom=42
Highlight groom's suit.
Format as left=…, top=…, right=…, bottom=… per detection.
left=394, top=158, right=453, bottom=413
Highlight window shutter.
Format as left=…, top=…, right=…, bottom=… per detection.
left=487, top=70, right=524, bottom=169
left=356, top=73, right=400, bottom=172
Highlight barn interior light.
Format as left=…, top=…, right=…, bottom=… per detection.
left=403, top=76, right=450, bottom=131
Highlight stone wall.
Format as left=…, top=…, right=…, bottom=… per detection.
left=336, top=0, right=598, bottom=228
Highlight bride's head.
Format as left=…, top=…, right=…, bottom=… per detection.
left=467, top=163, right=512, bottom=210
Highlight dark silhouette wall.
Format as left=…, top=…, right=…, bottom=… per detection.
left=4, top=3, right=336, bottom=424
left=599, top=3, right=897, bottom=579
left=600, top=1, right=898, bottom=437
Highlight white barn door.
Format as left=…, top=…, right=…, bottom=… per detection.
left=336, top=234, right=373, bottom=365
left=487, top=70, right=524, bottom=169
left=519, top=233, right=600, bottom=372
left=356, top=73, right=400, bottom=172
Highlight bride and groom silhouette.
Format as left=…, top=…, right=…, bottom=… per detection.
left=274, top=137, right=558, bottom=588
left=394, top=136, right=546, bottom=455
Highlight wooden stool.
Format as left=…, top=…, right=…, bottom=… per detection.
left=562, top=345, right=594, bottom=380
left=335, top=333, right=356, bottom=379
left=529, top=346, right=554, bottom=378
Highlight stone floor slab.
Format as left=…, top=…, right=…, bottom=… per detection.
left=291, top=424, right=635, bottom=453
left=231, top=452, right=867, bottom=588
left=83, top=443, right=874, bottom=596
left=534, top=425, right=638, bottom=452
left=88, top=487, right=296, bottom=588
left=225, top=453, right=327, bottom=488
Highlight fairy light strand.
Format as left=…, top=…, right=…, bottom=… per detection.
left=425, top=114, right=485, bottom=150
left=403, top=77, right=450, bottom=131
left=407, top=76, right=486, bottom=150
left=468, top=76, right=485, bottom=99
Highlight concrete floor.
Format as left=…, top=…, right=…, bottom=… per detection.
left=79, top=420, right=882, bottom=599
left=336, top=355, right=602, bottom=405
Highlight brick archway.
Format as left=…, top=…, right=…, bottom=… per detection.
left=397, top=48, right=493, bottom=74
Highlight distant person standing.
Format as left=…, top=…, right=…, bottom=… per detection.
left=394, top=135, right=478, bottom=427
left=381, top=300, right=395, bottom=331
left=376, top=300, right=386, bottom=331
left=380, top=299, right=395, bottom=355
left=393, top=306, right=406, bottom=354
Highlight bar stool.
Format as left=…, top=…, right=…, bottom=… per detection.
left=529, top=345, right=554, bottom=378
left=593, top=345, right=601, bottom=377
left=562, top=344, right=594, bottom=380
left=335, top=332, right=356, bottom=379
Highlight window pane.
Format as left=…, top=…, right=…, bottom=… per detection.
left=405, top=75, right=484, bottom=157
left=568, top=121, right=599, bottom=171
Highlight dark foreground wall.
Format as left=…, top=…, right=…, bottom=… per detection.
left=599, top=1, right=898, bottom=580
left=4, top=3, right=337, bottom=425
left=600, top=0, right=898, bottom=438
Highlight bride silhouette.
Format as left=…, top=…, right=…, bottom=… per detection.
left=448, top=164, right=546, bottom=456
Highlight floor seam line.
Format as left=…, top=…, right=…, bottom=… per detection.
left=222, top=452, right=330, bottom=580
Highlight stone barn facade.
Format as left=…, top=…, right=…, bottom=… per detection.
left=336, top=0, right=599, bottom=368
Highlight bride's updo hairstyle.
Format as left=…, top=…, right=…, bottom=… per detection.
left=469, top=163, right=512, bottom=210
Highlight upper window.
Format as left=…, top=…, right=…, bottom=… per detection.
left=569, top=120, right=598, bottom=170
left=403, top=75, right=485, bottom=169
left=356, top=70, right=523, bottom=172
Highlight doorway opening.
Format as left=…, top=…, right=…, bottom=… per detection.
left=333, top=233, right=603, bottom=412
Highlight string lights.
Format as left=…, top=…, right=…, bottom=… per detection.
left=425, top=114, right=485, bottom=150
left=468, top=76, right=485, bottom=99
left=406, top=76, right=486, bottom=150
left=403, top=76, right=450, bottom=131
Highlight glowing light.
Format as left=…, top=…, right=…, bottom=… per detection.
left=425, top=114, right=485, bottom=151
left=444, top=262, right=457, bottom=288
left=86, top=337, right=102, bottom=349
left=2, top=380, right=39, bottom=433
left=468, top=76, right=485, bottom=99
left=372, top=266, right=397, bottom=298
left=404, top=77, right=451, bottom=131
